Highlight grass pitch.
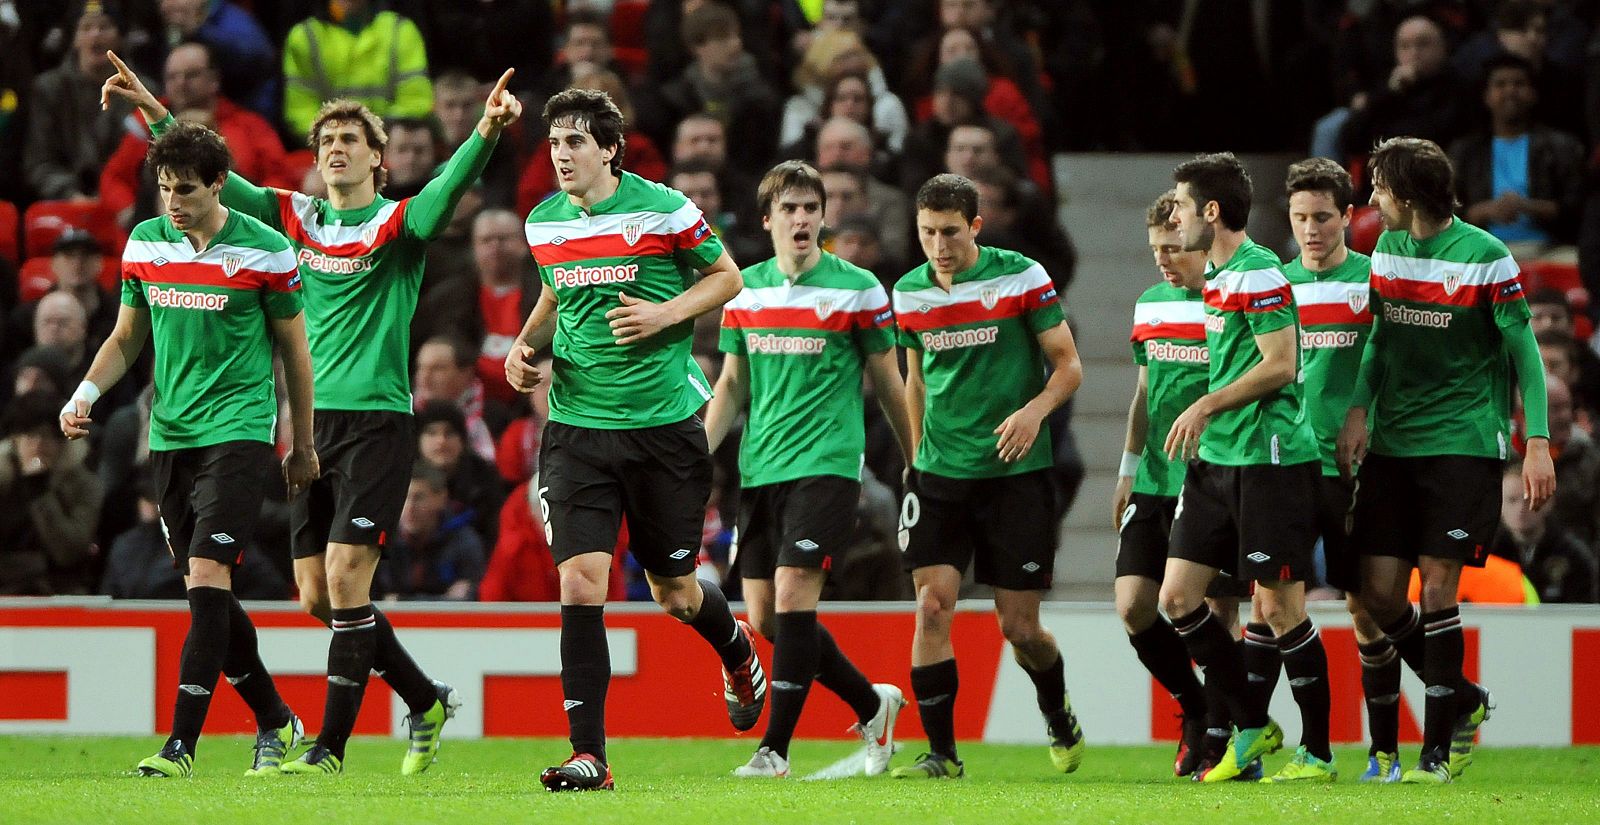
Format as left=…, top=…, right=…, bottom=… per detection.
left=2, top=736, right=1597, bottom=824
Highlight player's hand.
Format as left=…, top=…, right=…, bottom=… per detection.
left=282, top=445, right=320, bottom=494
left=1336, top=408, right=1369, bottom=480
left=59, top=398, right=92, bottom=440
left=607, top=292, right=678, bottom=345
left=1164, top=401, right=1210, bottom=460
left=479, top=68, right=523, bottom=136
left=505, top=343, right=544, bottom=393
left=1522, top=437, right=1557, bottom=511
left=100, top=51, right=165, bottom=119
left=1112, top=475, right=1134, bottom=531
left=993, top=404, right=1045, bottom=463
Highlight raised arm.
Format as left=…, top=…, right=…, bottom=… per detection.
left=405, top=69, right=522, bottom=241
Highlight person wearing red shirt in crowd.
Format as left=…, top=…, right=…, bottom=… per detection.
left=99, top=40, right=294, bottom=228
left=479, top=482, right=628, bottom=602
left=494, top=354, right=550, bottom=486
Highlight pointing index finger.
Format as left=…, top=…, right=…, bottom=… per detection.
left=107, top=50, right=134, bottom=80
left=490, top=68, right=514, bottom=102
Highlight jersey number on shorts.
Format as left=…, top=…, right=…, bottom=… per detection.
left=897, top=492, right=920, bottom=552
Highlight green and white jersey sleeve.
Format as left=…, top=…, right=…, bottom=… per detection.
left=1199, top=239, right=1318, bottom=467
left=893, top=246, right=1065, bottom=479
left=1130, top=282, right=1209, bottom=496
left=526, top=172, right=726, bottom=429
left=1367, top=220, right=1531, bottom=459
left=719, top=253, right=894, bottom=487
left=121, top=210, right=302, bottom=451
left=1285, top=251, right=1373, bottom=476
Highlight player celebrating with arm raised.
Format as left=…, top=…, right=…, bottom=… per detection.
left=505, top=88, right=761, bottom=793
left=60, top=122, right=317, bottom=778
left=889, top=174, right=1086, bottom=780
left=100, top=52, right=521, bottom=776
left=1337, top=137, right=1555, bottom=784
left=704, top=160, right=916, bottom=779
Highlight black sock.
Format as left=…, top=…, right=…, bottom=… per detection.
left=1020, top=651, right=1067, bottom=717
left=1172, top=605, right=1264, bottom=729
left=1129, top=620, right=1205, bottom=717
left=1382, top=603, right=1427, bottom=678
left=910, top=659, right=960, bottom=761
left=759, top=611, right=819, bottom=759
left=1242, top=623, right=1280, bottom=722
left=561, top=604, right=609, bottom=764
left=318, top=605, right=377, bottom=759
left=1278, top=619, right=1332, bottom=762
left=1421, top=606, right=1467, bottom=757
left=1359, top=638, right=1402, bottom=755
left=815, top=624, right=880, bottom=723
left=169, top=586, right=232, bottom=756
left=371, top=608, right=437, bottom=715
left=687, top=579, right=750, bottom=670
left=1202, top=645, right=1235, bottom=741
left=221, top=595, right=290, bottom=731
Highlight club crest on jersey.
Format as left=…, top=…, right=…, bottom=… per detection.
left=1347, top=290, right=1368, bottom=314
left=814, top=297, right=836, bottom=319
left=622, top=220, right=644, bottom=246
left=980, top=288, right=1000, bottom=310
left=1443, top=272, right=1462, bottom=295
left=222, top=254, right=243, bottom=278
left=360, top=224, right=380, bottom=248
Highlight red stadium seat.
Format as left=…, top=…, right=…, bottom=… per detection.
left=611, top=1, right=648, bottom=51
left=18, top=257, right=56, bottom=302
left=0, top=199, right=18, bottom=266
left=1349, top=205, right=1382, bottom=255
left=23, top=199, right=124, bottom=259
left=1521, top=259, right=1582, bottom=293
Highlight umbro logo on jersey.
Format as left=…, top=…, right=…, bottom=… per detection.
left=551, top=236, right=568, bottom=245
left=562, top=699, right=583, bottom=711
left=211, top=533, right=236, bottom=544
left=1247, top=551, right=1271, bottom=563
left=352, top=517, right=375, bottom=528
left=795, top=539, right=819, bottom=551
left=153, top=257, right=169, bottom=267
left=222, top=254, right=244, bottom=278
left=1147, top=317, right=1162, bottom=326
left=917, top=303, right=931, bottom=313
left=1021, top=562, right=1040, bottom=573
left=750, top=303, right=764, bottom=311
left=669, top=549, right=692, bottom=560
left=1447, top=529, right=1469, bottom=540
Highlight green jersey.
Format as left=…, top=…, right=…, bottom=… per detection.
left=150, top=114, right=496, bottom=413
left=1285, top=251, right=1374, bottom=476
left=893, top=246, right=1065, bottom=479
left=120, top=210, right=303, bottom=451
left=1130, top=282, right=1209, bottom=496
left=1366, top=220, right=1531, bottom=459
left=524, top=172, right=725, bottom=429
left=1200, top=239, right=1318, bottom=467
left=719, top=253, right=895, bottom=487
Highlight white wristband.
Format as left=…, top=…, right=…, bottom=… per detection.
left=1118, top=451, right=1141, bottom=478
left=62, top=381, right=101, bottom=419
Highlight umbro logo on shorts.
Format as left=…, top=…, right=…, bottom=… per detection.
left=178, top=684, right=211, bottom=696
left=1247, top=551, right=1271, bottom=563
left=1447, top=529, right=1469, bottom=540
left=211, top=533, right=235, bottom=544
left=795, top=539, right=819, bottom=551
left=352, top=517, right=375, bottom=528
left=669, top=549, right=692, bottom=560
left=1021, top=562, right=1041, bottom=573
left=562, top=699, right=583, bottom=711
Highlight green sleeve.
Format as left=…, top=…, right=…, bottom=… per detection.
left=1348, top=320, right=1382, bottom=410
left=897, top=327, right=921, bottom=350
left=1132, top=340, right=1148, bottom=366
left=120, top=270, right=146, bottom=308
left=718, top=319, right=746, bottom=355
left=262, top=288, right=304, bottom=319
left=1025, top=295, right=1066, bottom=333
left=150, top=113, right=281, bottom=226
left=855, top=296, right=895, bottom=354
left=403, top=131, right=497, bottom=241
left=1504, top=319, right=1549, bottom=440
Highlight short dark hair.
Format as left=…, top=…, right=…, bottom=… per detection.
left=1481, top=52, right=1537, bottom=90
left=171, top=37, right=218, bottom=74
left=1285, top=157, right=1354, bottom=212
left=146, top=120, right=232, bottom=185
left=415, top=399, right=469, bottom=440
left=1368, top=137, right=1458, bottom=222
left=543, top=87, right=627, bottom=173
left=3, top=391, right=64, bottom=438
left=1527, top=287, right=1570, bottom=310
left=966, top=163, right=1017, bottom=209
left=916, top=173, right=980, bottom=223
left=386, top=116, right=441, bottom=145
left=1172, top=152, right=1251, bottom=231
left=1496, top=0, right=1546, bottom=31
left=682, top=1, right=739, bottom=48
left=309, top=99, right=389, bottom=191
left=565, top=5, right=609, bottom=35
left=757, top=160, right=827, bottom=218
left=422, top=335, right=476, bottom=370
left=668, top=157, right=721, bottom=182
left=1146, top=190, right=1179, bottom=230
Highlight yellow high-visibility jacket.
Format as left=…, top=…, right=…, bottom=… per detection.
left=283, top=10, right=433, bottom=136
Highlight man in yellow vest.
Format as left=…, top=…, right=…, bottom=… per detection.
left=282, top=0, right=432, bottom=135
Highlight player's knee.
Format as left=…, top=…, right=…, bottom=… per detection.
left=1116, top=595, right=1158, bottom=634
left=1418, top=579, right=1458, bottom=613
left=914, top=587, right=954, bottom=631
left=1159, top=586, right=1200, bottom=621
left=1253, top=597, right=1301, bottom=633
left=653, top=582, right=697, bottom=620
left=747, top=614, right=775, bottom=641
left=297, top=589, right=331, bottom=625
left=999, top=614, right=1046, bottom=651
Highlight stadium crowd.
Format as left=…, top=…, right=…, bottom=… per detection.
left=0, top=0, right=1598, bottom=604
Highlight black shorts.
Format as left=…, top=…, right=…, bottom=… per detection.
left=151, top=440, right=274, bottom=570
left=1117, top=492, right=1251, bottom=598
left=899, top=469, right=1056, bottom=591
left=291, top=410, right=414, bottom=559
left=733, top=475, right=860, bottom=579
left=1169, top=460, right=1319, bottom=584
left=1315, top=474, right=1360, bottom=592
left=539, top=417, right=712, bottom=578
left=1352, top=453, right=1500, bottom=568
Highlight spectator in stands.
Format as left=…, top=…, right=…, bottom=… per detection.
left=7, top=230, right=116, bottom=356
left=495, top=355, right=549, bottom=486
left=902, top=59, right=1032, bottom=192
left=479, top=481, right=627, bottom=602
left=417, top=0, right=553, bottom=92
left=9, top=346, right=72, bottom=403
left=815, top=117, right=910, bottom=260
left=929, top=0, right=1054, bottom=139
left=0, top=391, right=101, bottom=595
left=818, top=163, right=870, bottom=233
left=31, top=292, right=91, bottom=385
left=94, top=382, right=152, bottom=550
left=380, top=116, right=439, bottom=200
left=641, top=0, right=781, bottom=88
left=535, top=5, right=624, bottom=98
left=414, top=336, right=504, bottom=459
left=281, top=0, right=432, bottom=136
left=636, top=1, right=780, bottom=172
left=780, top=28, right=907, bottom=155
left=969, top=163, right=1076, bottom=292
left=416, top=399, right=505, bottom=545
left=152, top=0, right=278, bottom=118
left=668, top=112, right=756, bottom=227
left=1493, top=459, right=1598, bottom=602
left=666, top=159, right=763, bottom=265
left=414, top=209, right=538, bottom=405
left=1339, top=15, right=1473, bottom=163
left=377, top=461, right=486, bottom=601
left=24, top=1, right=132, bottom=199
left=1455, top=1, right=1584, bottom=135
left=829, top=214, right=892, bottom=285
left=1450, top=54, right=1583, bottom=253
left=1539, top=328, right=1599, bottom=423
left=515, top=67, right=666, bottom=213
left=908, top=26, right=1043, bottom=183
left=0, top=3, right=36, bottom=204
left=1528, top=288, right=1600, bottom=413
left=1548, top=375, right=1600, bottom=546
left=100, top=40, right=294, bottom=228
left=432, top=70, right=513, bottom=216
